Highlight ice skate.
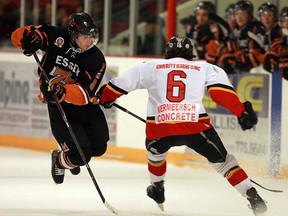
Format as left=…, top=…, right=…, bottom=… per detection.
left=246, top=187, right=267, bottom=215
left=147, top=180, right=165, bottom=211
left=69, top=166, right=80, bottom=175
left=51, top=150, right=65, bottom=184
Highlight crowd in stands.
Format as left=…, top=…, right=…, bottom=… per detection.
left=0, top=0, right=106, bottom=47
left=1, top=0, right=287, bottom=79
left=180, top=0, right=288, bottom=80
left=120, top=0, right=288, bottom=80
left=121, top=15, right=166, bottom=56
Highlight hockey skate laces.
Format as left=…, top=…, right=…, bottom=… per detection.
left=55, top=164, right=65, bottom=176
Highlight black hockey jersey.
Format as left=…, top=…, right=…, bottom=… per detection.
left=234, top=20, right=265, bottom=51
left=262, top=23, right=282, bottom=51
left=11, top=24, right=106, bottom=106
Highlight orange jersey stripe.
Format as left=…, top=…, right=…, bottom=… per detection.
left=85, top=71, right=92, bottom=80
left=64, top=84, right=88, bottom=106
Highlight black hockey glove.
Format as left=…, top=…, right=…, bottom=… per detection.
left=21, top=28, right=42, bottom=56
left=40, top=80, right=66, bottom=103
left=237, top=101, right=258, bottom=130
left=97, top=84, right=115, bottom=109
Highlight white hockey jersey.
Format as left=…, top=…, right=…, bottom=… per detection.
left=100, top=58, right=245, bottom=140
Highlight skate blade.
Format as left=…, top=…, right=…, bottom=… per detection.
left=248, top=203, right=268, bottom=216
left=254, top=212, right=268, bottom=216
left=157, top=203, right=164, bottom=212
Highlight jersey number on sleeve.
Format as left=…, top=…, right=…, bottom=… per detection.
left=166, top=70, right=186, bottom=102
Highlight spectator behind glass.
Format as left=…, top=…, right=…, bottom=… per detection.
left=39, top=3, right=52, bottom=24
left=39, top=4, right=69, bottom=28
left=186, top=1, right=224, bottom=60
left=121, top=36, right=142, bottom=56
left=180, top=15, right=197, bottom=37
left=256, top=2, right=282, bottom=67
left=0, top=1, right=19, bottom=47
left=0, top=3, right=4, bottom=45
left=263, top=7, right=288, bottom=80
left=57, top=7, right=68, bottom=28
left=280, top=7, right=288, bottom=29
left=258, top=2, right=282, bottom=52
left=139, top=15, right=166, bottom=56
left=220, top=0, right=265, bottom=74
left=204, top=3, right=236, bottom=66
left=225, top=3, right=237, bottom=35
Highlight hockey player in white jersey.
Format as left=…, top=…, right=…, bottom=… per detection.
left=97, top=37, right=267, bottom=215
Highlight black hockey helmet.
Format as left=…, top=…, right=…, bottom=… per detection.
left=194, top=1, right=215, bottom=14
left=225, top=3, right=236, bottom=18
left=164, top=37, right=195, bottom=60
left=257, top=2, right=278, bottom=19
left=68, top=12, right=99, bottom=48
left=234, top=0, right=254, bottom=17
left=280, top=7, right=288, bottom=20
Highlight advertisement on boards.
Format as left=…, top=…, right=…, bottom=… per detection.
left=0, top=62, right=52, bottom=138
left=0, top=61, right=118, bottom=145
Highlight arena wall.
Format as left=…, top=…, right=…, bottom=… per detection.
left=0, top=51, right=287, bottom=178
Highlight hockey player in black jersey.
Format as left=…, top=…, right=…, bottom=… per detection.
left=11, top=12, right=109, bottom=184
left=220, top=0, right=266, bottom=73
left=257, top=2, right=282, bottom=66
left=186, top=1, right=225, bottom=60
left=263, top=7, right=288, bottom=80
left=258, top=2, right=282, bottom=52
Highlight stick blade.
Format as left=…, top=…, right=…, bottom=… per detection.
left=157, top=203, right=164, bottom=212
left=104, top=201, right=118, bottom=215
left=247, top=31, right=264, bottom=48
left=283, top=28, right=288, bottom=36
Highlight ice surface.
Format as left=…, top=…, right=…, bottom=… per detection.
left=0, top=147, right=287, bottom=216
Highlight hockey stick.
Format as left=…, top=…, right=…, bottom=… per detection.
left=250, top=179, right=283, bottom=193
left=209, top=13, right=231, bottom=35
left=247, top=31, right=264, bottom=49
left=33, top=53, right=118, bottom=215
left=113, top=103, right=146, bottom=123
left=113, top=103, right=283, bottom=193
left=282, top=28, right=288, bottom=36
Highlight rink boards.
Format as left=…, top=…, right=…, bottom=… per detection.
left=0, top=52, right=287, bottom=178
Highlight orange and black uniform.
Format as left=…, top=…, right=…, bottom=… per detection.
left=256, top=22, right=282, bottom=65
left=262, top=23, right=282, bottom=52
left=219, top=20, right=266, bottom=73
left=263, top=35, right=288, bottom=80
left=11, top=24, right=109, bottom=166
left=188, top=21, right=225, bottom=60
